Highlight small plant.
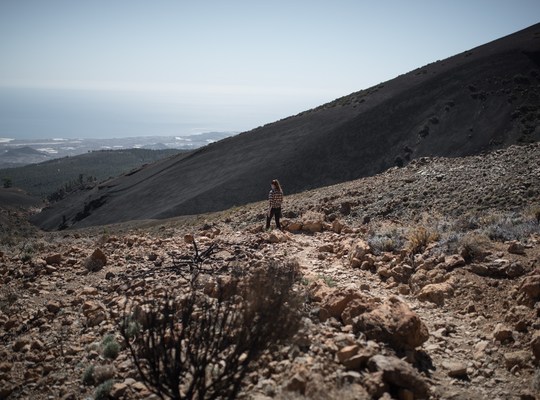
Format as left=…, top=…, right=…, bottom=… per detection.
left=318, top=274, right=337, bottom=288
left=82, top=364, right=95, bottom=386
left=405, top=226, right=439, bottom=255
left=367, top=223, right=406, bottom=255
left=120, top=261, right=302, bottom=400
left=94, top=379, right=114, bottom=400
left=458, top=232, right=491, bottom=263
left=483, top=212, right=540, bottom=242
left=102, top=335, right=120, bottom=360
left=0, top=287, right=18, bottom=313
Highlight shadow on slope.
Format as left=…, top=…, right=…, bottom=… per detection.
left=31, top=23, right=540, bottom=231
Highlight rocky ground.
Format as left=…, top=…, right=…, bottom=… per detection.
left=1, top=143, right=540, bottom=400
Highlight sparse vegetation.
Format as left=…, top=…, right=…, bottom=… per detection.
left=458, top=232, right=492, bottom=263
left=0, top=148, right=183, bottom=199
left=94, top=379, right=114, bottom=400
left=405, top=226, right=440, bottom=255
left=367, top=223, right=406, bottom=255
left=102, top=335, right=120, bottom=360
left=120, top=261, right=302, bottom=400
left=482, top=212, right=540, bottom=242
left=82, top=365, right=95, bottom=386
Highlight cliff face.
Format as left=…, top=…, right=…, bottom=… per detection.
left=32, top=23, right=540, bottom=230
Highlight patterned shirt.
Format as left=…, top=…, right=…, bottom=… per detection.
left=268, top=189, right=283, bottom=209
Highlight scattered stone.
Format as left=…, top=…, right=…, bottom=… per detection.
left=416, top=282, right=454, bottom=306
left=353, top=296, right=429, bottom=350
left=518, top=274, right=540, bottom=306
left=367, top=355, right=430, bottom=399
left=46, top=300, right=62, bottom=314
left=530, top=332, right=540, bottom=361
left=110, top=382, right=129, bottom=398
left=45, top=254, right=62, bottom=265
left=337, top=344, right=359, bottom=363
left=508, top=241, right=526, bottom=255
left=349, top=240, right=371, bottom=268
left=319, top=288, right=366, bottom=322
left=503, top=351, right=531, bottom=370
left=84, top=248, right=107, bottom=272
left=493, top=323, right=514, bottom=342
left=442, top=361, right=468, bottom=379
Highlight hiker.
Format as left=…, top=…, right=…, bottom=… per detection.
left=266, top=179, right=283, bottom=231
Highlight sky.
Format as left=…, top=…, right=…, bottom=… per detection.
left=1, top=1, right=539, bottom=139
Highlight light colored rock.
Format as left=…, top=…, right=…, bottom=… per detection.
left=416, top=282, right=454, bottom=306
left=518, top=274, right=540, bottom=306
left=81, top=286, right=98, bottom=296
left=319, top=289, right=366, bottom=322
left=302, top=221, right=323, bottom=233
left=353, top=296, right=429, bottom=350
left=442, top=361, right=468, bottom=378
left=349, top=239, right=371, bottom=268
left=110, top=382, right=129, bottom=399
left=503, top=351, right=531, bottom=370
left=337, top=344, right=359, bottom=363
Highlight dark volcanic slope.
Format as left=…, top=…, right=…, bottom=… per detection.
left=32, top=24, right=540, bottom=230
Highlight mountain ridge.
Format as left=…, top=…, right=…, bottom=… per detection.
left=32, top=23, right=540, bottom=230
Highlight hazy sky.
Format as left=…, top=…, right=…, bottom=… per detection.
left=1, top=1, right=539, bottom=139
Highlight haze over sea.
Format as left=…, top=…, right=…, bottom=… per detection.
left=1, top=1, right=539, bottom=140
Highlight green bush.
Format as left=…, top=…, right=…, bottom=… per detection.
left=94, top=379, right=113, bottom=400
left=82, top=365, right=95, bottom=386
left=102, top=335, right=120, bottom=360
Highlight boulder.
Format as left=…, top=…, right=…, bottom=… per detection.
left=416, top=282, right=454, bottom=306
left=319, top=289, right=366, bottom=322
left=442, top=361, right=468, bottom=379
left=507, top=241, right=526, bottom=255
left=84, top=248, right=107, bottom=272
left=331, top=219, right=345, bottom=234
left=286, top=222, right=303, bottom=232
left=341, top=298, right=375, bottom=325
left=353, top=296, right=429, bottom=350
left=492, top=323, right=514, bottom=342
left=518, top=274, right=540, bottom=306
left=267, top=231, right=289, bottom=243
left=349, top=240, right=371, bottom=268
left=45, top=254, right=62, bottom=265
left=503, top=351, right=531, bottom=370
left=367, top=355, right=430, bottom=399
left=302, top=221, right=323, bottom=233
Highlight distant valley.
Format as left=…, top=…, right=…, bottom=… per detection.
left=0, top=131, right=237, bottom=168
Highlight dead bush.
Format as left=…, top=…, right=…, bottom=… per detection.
left=458, top=232, right=492, bottom=263
left=405, top=226, right=439, bottom=255
left=119, top=261, right=302, bottom=400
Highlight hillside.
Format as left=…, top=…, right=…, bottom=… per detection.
left=32, top=23, right=540, bottom=231
left=1, top=143, right=539, bottom=399
left=0, top=148, right=186, bottom=199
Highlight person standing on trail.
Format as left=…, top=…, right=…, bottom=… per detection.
left=266, top=179, right=283, bottom=231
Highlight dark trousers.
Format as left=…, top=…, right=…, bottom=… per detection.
left=266, top=207, right=282, bottom=230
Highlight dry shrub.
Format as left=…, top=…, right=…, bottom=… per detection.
left=367, top=222, right=406, bottom=255
left=458, top=232, right=491, bottom=263
left=120, top=261, right=303, bottom=400
left=405, top=226, right=440, bottom=255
